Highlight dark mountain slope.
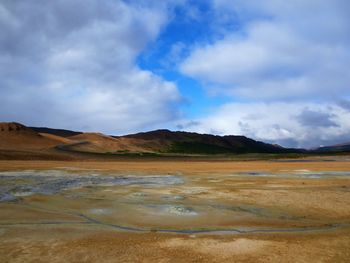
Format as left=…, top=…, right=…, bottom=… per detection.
left=313, top=142, right=350, bottom=153
left=123, top=129, right=299, bottom=154
left=30, top=127, right=82, bottom=138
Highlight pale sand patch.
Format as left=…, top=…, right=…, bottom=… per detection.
left=161, top=237, right=278, bottom=256
left=179, top=186, right=211, bottom=194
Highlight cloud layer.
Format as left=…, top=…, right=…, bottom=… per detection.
left=178, top=0, right=350, bottom=147
left=181, top=0, right=350, bottom=100
left=0, top=0, right=181, bottom=133
left=1, top=0, right=349, bottom=148
left=177, top=102, right=350, bottom=148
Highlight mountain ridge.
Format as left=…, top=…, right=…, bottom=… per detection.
left=123, top=129, right=295, bottom=154
left=5, top=122, right=349, bottom=159
left=0, top=122, right=304, bottom=158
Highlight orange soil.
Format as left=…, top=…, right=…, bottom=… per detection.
left=1, top=158, right=350, bottom=174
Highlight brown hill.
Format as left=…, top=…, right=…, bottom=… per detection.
left=0, top=122, right=29, bottom=132
left=70, top=132, right=117, bottom=142
left=0, top=122, right=301, bottom=158
left=0, top=122, right=66, bottom=151
left=62, top=133, right=152, bottom=153
left=30, top=126, right=82, bottom=137
left=39, top=133, right=75, bottom=144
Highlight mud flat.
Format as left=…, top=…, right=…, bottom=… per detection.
left=0, top=157, right=350, bottom=262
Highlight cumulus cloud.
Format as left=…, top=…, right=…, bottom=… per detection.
left=177, top=102, right=350, bottom=148
left=181, top=0, right=350, bottom=100
left=337, top=100, right=350, bottom=112
left=296, top=109, right=338, bottom=128
left=1, top=0, right=349, bottom=148
left=176, top=120, right=200, bottom=130
left=176, top=0, right=350, bottom=147
left=0, top=0, right=182, bottom=133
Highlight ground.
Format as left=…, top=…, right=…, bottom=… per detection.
left=0, top=156, right=350, bottom=262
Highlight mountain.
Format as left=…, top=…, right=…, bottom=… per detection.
left=123, top=129, right=296, bottom=154
left=313, top=142, right=350, bottom=153
left=0, top=122, right=69, bottom=150
left=0, top=122, right=303, bottom=159
left=60, top=133, right=151, bottom=153
left=0, top=122, right=78, bottom=160
left=30, top=126, right=82, bottom=137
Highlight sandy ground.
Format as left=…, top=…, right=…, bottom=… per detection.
left=0, top=157, right=350, bottom=262
left=1, top=227, right=350, bottom=263
left=1, top=156, right=350, bottom=174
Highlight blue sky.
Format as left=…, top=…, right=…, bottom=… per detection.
left=1, top=0, right=350, bottom=148
left=137, top=1, right=232, bottom=119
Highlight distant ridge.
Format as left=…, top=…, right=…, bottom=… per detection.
left=0, top=122, right=70, bottom=152
left=0, top=122, right=31, bottom=132
left=313, top=143, right=350, bottom=153
left=123, top=129, right=297, bottom=154
left=30, top=126, right=82, bottom=137
left=10, top=121, right=350, bottom=160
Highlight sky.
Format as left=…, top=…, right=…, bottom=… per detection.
left=1, top=0, right=350, bottom=148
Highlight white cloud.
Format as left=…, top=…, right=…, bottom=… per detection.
left=0, top=0, right=182, bottom=134
left=181, top=0, right=350, bottom=100
left=176, top=0, right=350, bottom=148
left=178, top=102, right=350, bottom=148
left=1, top=0, right=349, bottom=149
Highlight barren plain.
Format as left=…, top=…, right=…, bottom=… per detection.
left=0, top=157, right=350, bottom=262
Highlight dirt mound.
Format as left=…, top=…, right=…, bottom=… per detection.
left=69, top=133, right=117, bottom=142
left=64, top=133, right=154, bottom=153
left=0, top=122, right=33, bottom=133
left=39, top=133, right=75, bottom=144
left=0, top=122, right=68, bottom=151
